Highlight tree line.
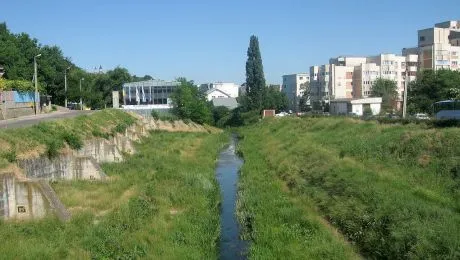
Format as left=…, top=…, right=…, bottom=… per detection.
left=0, top=22, right=150, bottom=109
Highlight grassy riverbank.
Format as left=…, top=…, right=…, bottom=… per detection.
left=0, top=130, right=227, bottom=259
left=237, top=117, right=460, bottom=259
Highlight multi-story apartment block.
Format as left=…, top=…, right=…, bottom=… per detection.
left=281, top=73, right=310, bottom=111
left=353, top=62, right=380, bottom=99
left=403, top=20, right=460, bottom=71
left=329, top=65, right=354, bottom=99
left=405, top=54, right=419, bottom=82
left=367, top=54, right=407, bottom=100
left=309, top=65, right=330, bottom=103
left=329, top=56, right=367, bottom=100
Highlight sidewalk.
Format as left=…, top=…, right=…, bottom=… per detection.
left=0, top=110, right=93, bottom=129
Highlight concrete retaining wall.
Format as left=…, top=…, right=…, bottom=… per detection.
left=0, top=118, right=208, bottom=221
left=1, top=123, right=144, bottom=221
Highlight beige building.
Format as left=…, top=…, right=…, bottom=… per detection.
left=404, top=20, right=460, bottom=71
left=353, top=62, right=380, bottom=99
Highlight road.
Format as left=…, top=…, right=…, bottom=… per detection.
left=0, top=110, right=94, bottom=129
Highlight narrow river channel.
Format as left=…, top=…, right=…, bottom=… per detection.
left=216, top=134, right=248, bottom=260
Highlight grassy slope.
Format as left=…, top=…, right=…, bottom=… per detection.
left=0, top=130, right=228, bottom=259
left=238, top=117, right=460, bottom=259
left=0, top=109, right=137, bottom=165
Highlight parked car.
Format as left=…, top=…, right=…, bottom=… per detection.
left=275, top=112, right=289, bottom=117
left=415, top=113, right=430, bottom=120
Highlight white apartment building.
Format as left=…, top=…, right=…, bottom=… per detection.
left=404, top=21, right=460, bottom=71
left=281, top=73, right=310, bottom=110
left=367, top=54, right=407, bottom=101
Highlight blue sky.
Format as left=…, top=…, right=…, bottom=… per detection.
left=1, top=0, right=459, bottom=84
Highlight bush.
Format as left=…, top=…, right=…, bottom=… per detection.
left=150, top=110, right=159, bottom=120
left=92, top=129, right=111, bottom=139
left=113, top=123, right=129, bottom=134
left=46, top=139, right=62, bottom=158
left=4, top=150, right=17, bottom=163
left=62, top=132, right=83, bottom=150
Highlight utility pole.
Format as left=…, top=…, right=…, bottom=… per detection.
left=34, top=54, right=41, bottom=115
left=79, top=78, right=84, bottom=110
left=64, top=66, right=71, bottom=108
left=403, top=67, right=408, bottom=118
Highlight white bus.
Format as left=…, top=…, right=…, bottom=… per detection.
left=433, top=100, right=460, bottom=120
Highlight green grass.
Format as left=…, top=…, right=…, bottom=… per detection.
left=238, top=117, right=460, bottom=259
left=0, top=109, right=136, bottom=161
left=0, top=130, right=228, bottom=259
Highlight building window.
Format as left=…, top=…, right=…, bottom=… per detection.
left=299, top=77, right=303, bottom=80
left=420, top=36, right=425, bottom=41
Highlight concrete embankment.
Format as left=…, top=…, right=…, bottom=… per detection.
left=0, top=112, right=212, bottom=221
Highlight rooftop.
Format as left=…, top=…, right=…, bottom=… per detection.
left=212, top=97, right=238, bottom=109
left=123, top=79, right=179, bottom=88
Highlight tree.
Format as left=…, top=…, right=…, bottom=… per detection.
left=371, top=78, right=398, bottom=112
left=408, top=69, right=460, bottom=114
left=170, top=78, right=212, bottom=124
left=263, top=85, right=288, bottom=112
left=298, top=82, right=311, bottom=112
left=245, top=35, right=266, bottom=111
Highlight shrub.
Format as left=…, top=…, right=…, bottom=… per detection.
left=62, top=132, right=83, bottom=150
left=150, top=110, right=160, bottom=120
left=46, top=139, right=62, bottom=158
left=4, top=149, right=17, bottom=163
left=92, top=129, right=111, bottom=139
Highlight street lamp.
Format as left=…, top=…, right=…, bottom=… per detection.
left=64, top=66, right=71, bottom=108
left=34, top=54, right=42, bottom=115
left=79, top=78, right=84, bottom=110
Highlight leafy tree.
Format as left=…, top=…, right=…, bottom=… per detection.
left=371, top=78, right=398, bottom=112
left=245, top=35, right=266, bottom=111
left=170, top=78, right=212, bottom=124
left=212, top=106, right=231, bottom=127
left=263, top=85, right=288, bottom=112
left=298, top=82, right=311, bottom=112
left=408, top=69, right=460, bottom=114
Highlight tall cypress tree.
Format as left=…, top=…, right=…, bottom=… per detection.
left=245, top=35, right=266, bottom=110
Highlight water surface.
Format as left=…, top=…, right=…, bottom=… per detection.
left=216, top=134, right=248, bottom=260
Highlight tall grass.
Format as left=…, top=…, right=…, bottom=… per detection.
left=237, top=132, right=360, bottom=259
left=238, top=117, right=460, bottom=259
left=0, top=131, right=228, bottom=259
